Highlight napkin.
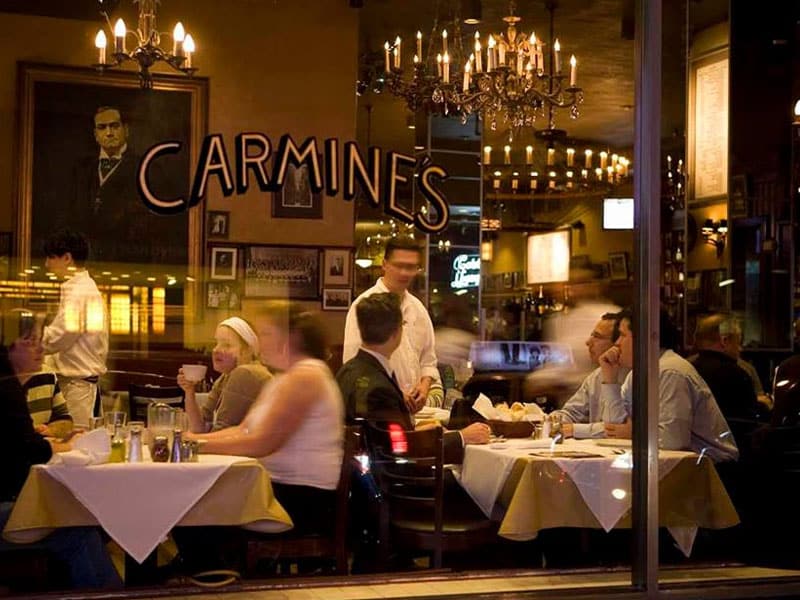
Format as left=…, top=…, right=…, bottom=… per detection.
left=522, top=403, right=545, bottom=422
left=54, top=428, right=111, bottom=466
left=472, top=393, right=499, bottom=420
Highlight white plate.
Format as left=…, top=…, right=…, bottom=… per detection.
left=594, top=438, right=632, bottom=447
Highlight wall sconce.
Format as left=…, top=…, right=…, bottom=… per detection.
left=701, top=218, right=727, bottom=256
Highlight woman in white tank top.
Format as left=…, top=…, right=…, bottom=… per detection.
left=187, top=303, right=344, bottom=534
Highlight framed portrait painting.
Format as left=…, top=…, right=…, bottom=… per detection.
left=15, top=63, right=207, bottom=273
left=322, top=248, right=352, bottom=287
left=210, top=246, right=238, bottom=281
left=245, top=245, right=320, bottom=299
left=271, top=162, right=323, bottom=219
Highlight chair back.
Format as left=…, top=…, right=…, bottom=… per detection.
left=128, top=383, right=185, bottom=422
left=366, top=423, right=445, bottom=563
left=772, top=355, right=800, bottom=426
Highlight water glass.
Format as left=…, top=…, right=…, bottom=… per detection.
left=104, top=411, right=127, bottom=435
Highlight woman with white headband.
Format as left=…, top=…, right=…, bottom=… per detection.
left=177, top=316, right=271, bottom=433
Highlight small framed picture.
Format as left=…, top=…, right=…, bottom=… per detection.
left=323, top=248, right=352, bottom=287
left=207, top=211, right=230, bottom=239
left=210, top=246, right=238, bottom=280
left=272, top=162, right=323, bottom=219
left=323, top=288, right=352, bottom=311
left=207, top=282, right=242, bottom=310
left=608, top=252, right=629, bottom=281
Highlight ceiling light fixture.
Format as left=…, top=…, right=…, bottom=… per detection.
left=91, top=0, right=198, bottom=89
left=378, top=0, right=582, bottom=131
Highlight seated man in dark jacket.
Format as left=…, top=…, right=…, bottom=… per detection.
left=337, top=292, right=489, bottom=463
left=689, top=314, right=765, bottom=422
left=0, top=335, right=120, bottom=590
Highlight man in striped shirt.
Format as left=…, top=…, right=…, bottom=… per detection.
left=7, top=319, right=73, bottom=439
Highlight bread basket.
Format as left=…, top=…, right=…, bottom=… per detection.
left=487, top=420, right=534, bottom=438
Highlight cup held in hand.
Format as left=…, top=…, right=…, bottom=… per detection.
left=182, top=364, right=207, bottom=383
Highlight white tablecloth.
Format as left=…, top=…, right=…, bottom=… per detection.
left=42, top=454, right=248, bottom=563
left=457, top=439, right=701, bottom=556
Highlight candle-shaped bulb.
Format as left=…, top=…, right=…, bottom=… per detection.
left=525, top=145, right=533, bottom=165
left=553, top=38, right=561, bottom=73
left=600, top=150, right=608, bottom=169
left=584, top=148, right=592, bottom=168
left=463, top=60, right=471, bottom=91
left=443, top=51, right=450, bottom=83
left=114, top=18, right=126, bottom=53
left=566, top=147, right=575, bottom=167
left=442, top=28, right=448, bottom=54
left=173, top=21, right=185, bottom=55
left=95, top=29, right=107, bottom=49
left=437, top=53, right=443, bottom=78
left=569, top=54, right=577, bottom=87
left=483, top=145, right=492, bottom=164
left=384, top=41, right=391, bottom=72
left=416, top=30, right=422, bottom=58
left=504, top=144, right=511, bottom=164
left=183, top=33, right=195, bottom=68
left=95, top=29, right=107, bottom=64
left=394, top=36, right=402, bottom=69
left=546, top=146, right=555, bottom=166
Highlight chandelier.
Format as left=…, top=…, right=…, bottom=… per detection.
left=380, top=0, right=583, bottom=131
left=91, top=0, right=197, bottom=89
left=483, top=138, right=631, bottom=195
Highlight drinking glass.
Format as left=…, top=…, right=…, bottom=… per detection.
left=104, top=411, right=127, bottom=435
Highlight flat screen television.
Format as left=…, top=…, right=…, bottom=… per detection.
left=603, top=197, right=634, bottom=230
left=469, top=341, right=575, bottom=372
left=527, top=230, right=570, bottom=284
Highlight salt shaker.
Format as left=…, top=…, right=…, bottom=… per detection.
left=170, top=428, right=183, bottom=463
left=127, top=425, right=144, bottom=463
left=542, top=415, right=552, bottom=439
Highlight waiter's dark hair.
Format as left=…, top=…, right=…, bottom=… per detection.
left=384, top=236, right=421, bottom=261
left=356, top=293, right=403, bottom=345
left=42, top=229, right=90, bottom=265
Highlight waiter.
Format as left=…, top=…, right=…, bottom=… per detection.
left=343, top=237, right=440, bottom=413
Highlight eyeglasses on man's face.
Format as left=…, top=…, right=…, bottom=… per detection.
left=386, top=261, right=422, bottom=274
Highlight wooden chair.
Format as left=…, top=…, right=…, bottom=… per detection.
left=366, top=423, right=495, bottom=569
left=128, top=383, right=185, bottom=422
left=245, top=425, right=361, bottom=576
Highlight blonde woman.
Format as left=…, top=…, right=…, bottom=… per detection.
left=186, top=303, right=343, bottom=534
left=177, top=317, right=271, bottom=433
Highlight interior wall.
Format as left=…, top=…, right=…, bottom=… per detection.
left=0, top=1, right=359, bottom=347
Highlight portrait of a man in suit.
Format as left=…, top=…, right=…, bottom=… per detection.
left=70, top=105, right=177, bottom=265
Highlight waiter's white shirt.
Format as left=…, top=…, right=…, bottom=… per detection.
left=343, top=278, right=440, bottom=392
left=43, top=270, right=108, bottom=378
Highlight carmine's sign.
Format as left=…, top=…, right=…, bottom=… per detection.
left=136, top=133, right=450, bottom=234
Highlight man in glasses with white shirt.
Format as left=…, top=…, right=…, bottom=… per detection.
left=551, top=311, right=630, bottom=439
left=343, top=237, right=440, bottom=414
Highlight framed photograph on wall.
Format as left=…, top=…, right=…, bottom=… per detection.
left=245, top=245, right=320, bottom=299
left=608, top=252, right=629, bottom=280
left=207, top=211, right=230, bottom=240
left=207, top=281, right=242, bottom=310
left=271, top=162, right=323, bottom=219
left=322, top=288, right=352, bottom=311
left=687, top=49, right=729, bottom=205
left=322, top=248, right=352, bottom=286
left=15, top=63, right=207, bottom=270
left=210, top=246, right=238, bottom=281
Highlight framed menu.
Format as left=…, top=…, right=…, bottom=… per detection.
left=688, top=49, right=729, bottom=204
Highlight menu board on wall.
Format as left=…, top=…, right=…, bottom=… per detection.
left=690, top=52, right=729, bottom=201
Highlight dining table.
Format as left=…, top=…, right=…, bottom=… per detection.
left=455, top=437, right=740, bottom=557
left=2, top=453, right=292, bottom=583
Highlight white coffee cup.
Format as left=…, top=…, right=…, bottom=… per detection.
left=182, top=364, right=208, bottom=383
